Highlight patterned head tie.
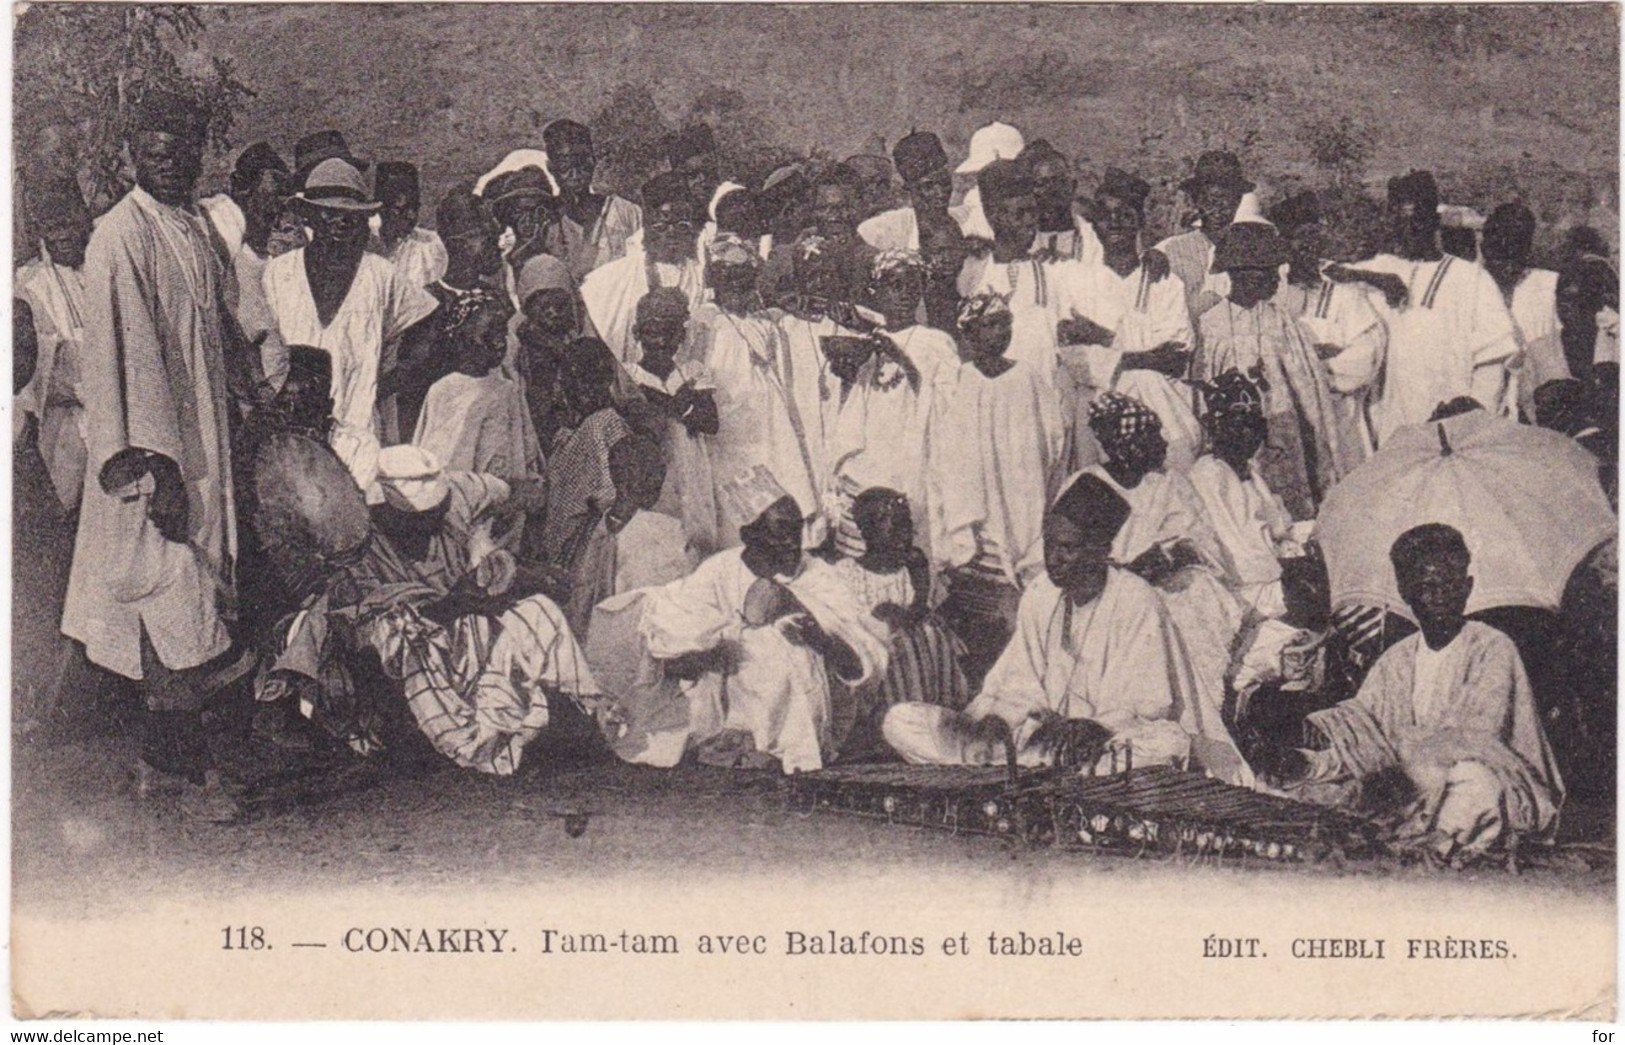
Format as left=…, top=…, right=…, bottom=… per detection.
left=1087, top=391, right=1162, bottom=447
left=871, top=248, right=926, bottom=282
left=1201, top=368, right=1265, bottom=422
left=956, top=291, right=1012, bottom=328
left=706, top=230, right=761, bottom=269
left=442, top=285, right=507, bottom=334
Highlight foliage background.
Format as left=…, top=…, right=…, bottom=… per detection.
left=13, top=3, right=1620, bottom=261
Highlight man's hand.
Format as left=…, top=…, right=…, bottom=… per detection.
left=780, top=612, right=825, bottom=649
left=871, top=602, right=919, bottom=629
left=1028, top=716, right=1114, bottom=769
left=1313, top=341, right=1345, bottom=361
left=665, top=645, right=735, bottom=681
left=1121, top=341, right=1190, bottom=377
left=1127, top=543, right=1176, bottom=585
left=501, top=478, right=548, bottom=516
left=1139, top=247, right=1171, bottom=282
left=144, top=452, right=190, bottom=543
left=1057, top=314, right=1116, bottom=347
left=1325, top=265, right=1409, bottom=309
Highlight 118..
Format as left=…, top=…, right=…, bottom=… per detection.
left=222, top=926, right=270, bottom=950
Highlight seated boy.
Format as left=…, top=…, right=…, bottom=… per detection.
left=413, top=294, right=539, bottom=481
left=1278, top=524, right=1564, bottom=860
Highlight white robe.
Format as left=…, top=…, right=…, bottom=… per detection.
left=1356, top=253, right=1521, bottom=443
left=937, top=360, right=1065, bottom=584
left=956, top=254, right=1084, bottom=385
left=625, top=357, right=720, bottom=555
left=375, top=227, right=449, bottom=290
left=15, top=256, right=88, bottom=509
left=1186, top=454, right=1296, bottom=619
left=412, top=371, right=539, bottom=480
left=1505, top=268, right=1567, bottom=419
left=828, top=324, right=961, bottom=562
left=63, top=188, right=236, bottom=680
left=1277, top=276, right=1387, bottom=460
left=857, top=206, right=921, bottom=253
left=1060, top=259, right=1204, bottom=474
left=884, top=570, right=1248, bottom=783
left=692, top=307, right=822, bottom=546
left=579, top=243, right=707, bottom=368
left=263, top=249, right=438, bottom=491
left=621, top=550, right=875, bottom=773
left=771, top=310, right=857, bottom=524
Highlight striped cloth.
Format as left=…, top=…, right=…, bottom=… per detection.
left=540, top=407, right=634, bottom=564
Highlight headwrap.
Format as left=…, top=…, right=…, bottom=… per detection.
left=515, top=254, right=574, bottom=302
left=474, top=149, right=557, bottom=197
left=707, top=230, right=761, bottom=269
left=636, top=286, right=692, bottom=327
left=441, top=284, right=506, bottom=333
left=1211, top=221, right=1286, bottom=273
left=126, top=88, right=208, bottom=142
left=1386, top=169, right=1440, bottom=213
left=871, top=248, right=926, bottom=282
left=1087, top=391, right=1162, bottom=447
left=373, top=161, right=420, bottom=203
left=1269, top=190, right=1320, bottom=232
left=1200, top=369, right=1265, bottom=423
left=1050, top=473, right=1131, bottom=543
left=976, top=157, right=1034, bottom=207
left=1180, top=150, right=1253, bottom=195
left=956, top=291, right=1012, bottom=328
left=1096, top=167, right=1150, bottom=213
left=720, top=464, right=796, bottom=527
left=375, top=445, right=449, bottom=512
left=892, top=132, right=948, bottom=184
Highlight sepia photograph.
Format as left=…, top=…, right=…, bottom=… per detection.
left=7, top=1, right=1619, bottom=1023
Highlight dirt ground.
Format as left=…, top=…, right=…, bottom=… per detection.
left=11, top=680, right=1615, bottom=918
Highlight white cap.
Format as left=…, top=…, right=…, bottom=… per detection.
left=473, top=148, right=560, bottom=198
left=375, top=444, right=449, bottom=512
left=955, top=122, right=1025, bottom=176
left=719, top=464, right=795, bottom=526
left=1231, top=191, right=1272, bottom=226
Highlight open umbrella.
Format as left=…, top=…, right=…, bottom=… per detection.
left=1317, top=409, right=1615, bottom=620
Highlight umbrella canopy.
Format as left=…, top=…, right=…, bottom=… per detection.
left=1317, top=409, right=1615, bottom=620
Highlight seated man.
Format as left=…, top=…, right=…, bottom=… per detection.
left=257, top=445, right=612, bottom=775
left=884, top=473, right=1242, bottom=780
left=616, top=467, right=881, bottom=773
left=1278, top=524, right=1564, bottom=861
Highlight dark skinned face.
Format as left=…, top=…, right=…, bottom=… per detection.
left=906, top=167, right=953, bottom=213
left=744, top=496, right=805, bottom=577
left=40, top=222, right=91, bottom=269
left=1209, top=412, right=1266, bottom=464
left=521, top=288, right=577, bottom=341
left=1091, top=192, right=1142, bottom=253
left=273, top=369, right=333, bottom=433
left=444, top=224, right=505, bottom=282
left=856, top=498, right=914, bottom=558
left=131, top=130, right=204, bottom=206
left=1030, top=158, right=1076, bottom=227
left=985, top=192, right=1039, bottom=250
left=1043, top=512, right=1113, bottom=604
left=616, top=457, right=668, bottom=511
left=872, top=269, right=924, bottom=327
left=634, top=312, right=688, bottom=365
left=811, top=184, right=859, bottom=241
left=457, top=308, right=510, bottom=376
left=1283, top=222, right=1324, bottom=276
left=240, top=170, right=288, bottom=255
left=1396, top=554, right=1473, bottom=648
left=1194, top=183, right=1243, bottom=233
left=959, top=313, right=1013, bottom=362
left=645, top=200, right=702, bottom=266
left=548, top=139, right=596, bottom=199
left=1227, top=266, right=1281, bottom=309
left=1101, top=428, right=1168, bottom=480
left=677, top=152, right=719, bottom=203
left=305, top=205, right=373, bottom=255
left=1388, top=200, right=1439, bottom=256
left=378, top=189, right=419, bottom=246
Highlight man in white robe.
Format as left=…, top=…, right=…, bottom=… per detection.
left=617, top=471, right=879, bottom=773
left=369, top=161, right=449, bottom=290
left=63, top=91, right=248, bottom=821
left=858, top=132, right=955, bottom=254
left=15, top=175, right=92, bottom=510
left=1356, top=171, right=1521, bottom=443
left=263, top=160, right=438, bottom=492
left=885, top=472, right=1246, bottom=783
left=1481, top=202, right=1567, bottom=420
left=581, top=173, right=708, bottom=368
left=544, top=119, right=644, bottom=282
left=1282, top=525, right=1562, bottom=859
left=1155, top=151, right=1254, bottom=321
left=947, top=121, right=1025, bottom=243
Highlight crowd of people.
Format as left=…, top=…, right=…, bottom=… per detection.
left=13, top=87, right=1620, bottom=865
